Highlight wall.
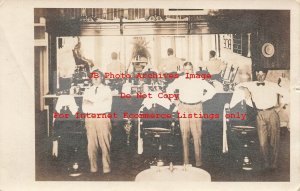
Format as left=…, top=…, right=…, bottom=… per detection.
left=219, top=34, right=252, bottom=83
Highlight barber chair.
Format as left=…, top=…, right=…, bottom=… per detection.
left=143, top=69, right=158, bottom=85
left=52, top=95, right=87, bottom=176
left=225, top=101, right=261, bottom=171
left=142, top=69, right=168, bottom=93
left=107, top=78, right=125, bottom=93
left=138, top=103, right=179, bottom=166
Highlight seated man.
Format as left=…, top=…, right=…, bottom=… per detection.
left=72, top=37, right=94, bottom=75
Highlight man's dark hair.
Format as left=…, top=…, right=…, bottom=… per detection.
left=111, top=52, right=118, bottom=60
left=92, top=70, right=106, bottom=84
left=167, top=48, right=174, bottom=56
left=183, top=62, right=193, bottom=68
left=209, top=50, right=216, bottom=58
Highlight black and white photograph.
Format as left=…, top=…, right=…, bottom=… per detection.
left=34, top=8, right=291, bottom=181
left=1, top=0, right=300, bottom=190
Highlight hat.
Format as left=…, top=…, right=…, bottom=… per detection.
left=262, top=43, right=275, bottom=58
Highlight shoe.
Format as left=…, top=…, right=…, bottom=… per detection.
left=195, top=162, right=203, bottom=168
left=102, top=172, right=112, bottom=181
left=195, top=165, right=203, bottom=169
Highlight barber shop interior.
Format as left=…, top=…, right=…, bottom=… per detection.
left=34, top=9, right=290, bottom=181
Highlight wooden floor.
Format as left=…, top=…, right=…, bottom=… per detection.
left=35, top=116, right=290, bottom=182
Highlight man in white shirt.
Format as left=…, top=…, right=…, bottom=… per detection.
left=167, top=62, right=217, bottom=167
left=231, top=68, right=289, bottom=170
left=82, top=70, right=113, bottom=174
left=205, top=50, right=225, bottom=75
left=105, top=52, right=125, bottom=74
left=159, top=48, right=183, bottom=73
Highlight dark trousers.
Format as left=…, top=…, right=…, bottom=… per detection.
left=256, top=109, right=280, bottom=169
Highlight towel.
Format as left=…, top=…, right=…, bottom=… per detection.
left=55, top=95, right=79, bottom=115
left=52, top=140, right=58, bottom=157
left=222, top=103, right=230, bottom=153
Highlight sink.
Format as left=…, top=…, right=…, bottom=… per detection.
left=135, top=165, right=211, bottom=181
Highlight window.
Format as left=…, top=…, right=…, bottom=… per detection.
left=233, top=33, right=249, bottom=57
left=175, top=36, right=187, bottom=61
left=160, top=37, right=172, bottom=58
left=233, top=34, right=242, bottom=54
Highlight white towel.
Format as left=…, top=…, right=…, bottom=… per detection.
left=137, top=107, right=144, bottom=154
left=230, top=88, right=253, bottom=108
left=222, top=103, right=230, bottom=153
left=55, top=95, right=79, bottom=115
left=52, top=140, right=58, bottom=157
left=142, top=91, right=172, bottom=110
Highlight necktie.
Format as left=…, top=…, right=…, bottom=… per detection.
left=95, top=87, right=98, bottom=94
left=257, top=82, right=265, bottom=86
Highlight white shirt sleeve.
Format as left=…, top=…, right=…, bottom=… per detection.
left=82, top=87, right=94, bottom=113
left=273, top=83, right=290, bottom=104
left=103, top=87, right=113, bottom=108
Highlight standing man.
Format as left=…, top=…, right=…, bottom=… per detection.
left=105, top=52, right=125, bottom=74
left=167, top=62, right=217, bottom=167
left=82, top=70, right=113, bottom=175
left=205, top=50, right=225, bottom=75
left=105, top=52, right=126, bottom=92
left=231, top=68, right=289, bottom=170
left=159, top=48, right=183, bottom=73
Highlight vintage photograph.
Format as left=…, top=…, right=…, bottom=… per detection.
left=34, top=8, right=290, bottom=181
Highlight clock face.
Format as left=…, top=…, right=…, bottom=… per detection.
left=262, top=43, right=275, bottom=57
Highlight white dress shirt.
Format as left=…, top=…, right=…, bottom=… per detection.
left=230, top=81, right=289, bottom=110
left=204, top=58, right=225, bottom=75
left=82, top=84, right=112, bottom=113
left=159, top=55, right=183, bottom=73
left=105, top=60, right=125, bottom=74
left=167, top=75, right=217, bottom=103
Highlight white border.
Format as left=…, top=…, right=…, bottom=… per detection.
left=0, top=0, right=299, bottom=190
